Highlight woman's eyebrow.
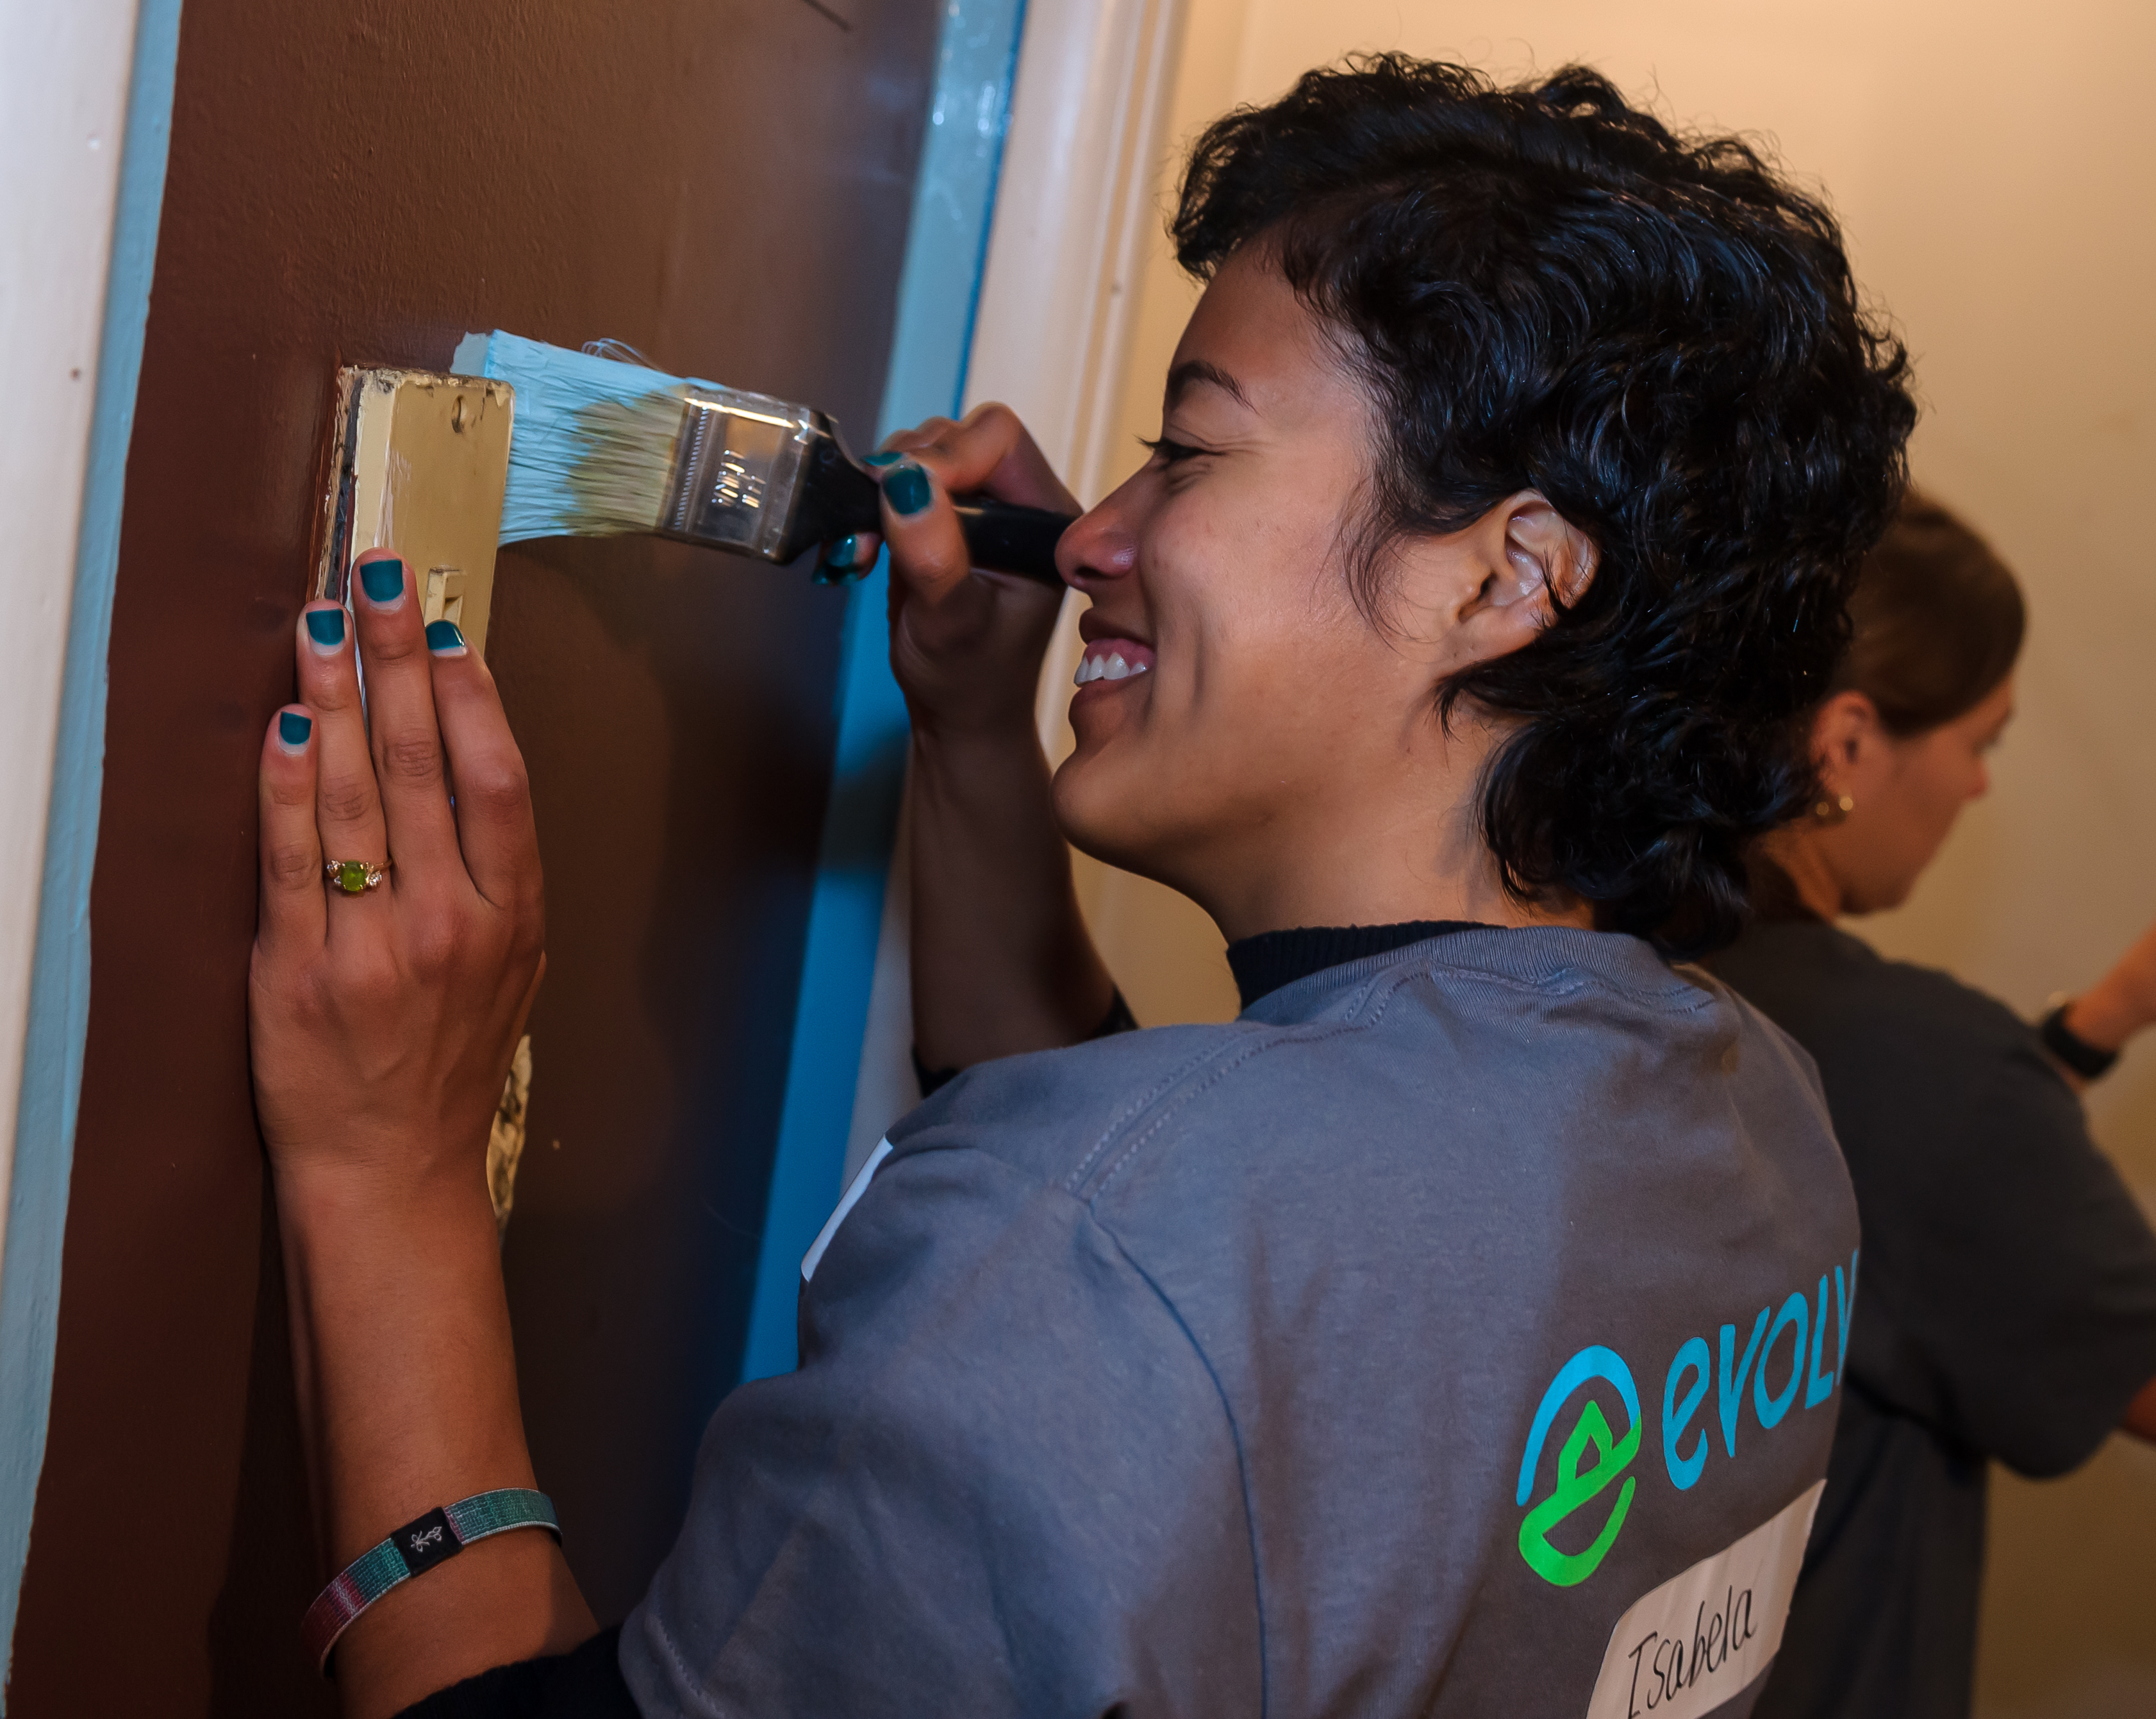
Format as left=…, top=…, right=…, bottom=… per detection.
left=1165, top=359, right=1253, bottom=411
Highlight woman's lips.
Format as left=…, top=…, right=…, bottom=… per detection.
left=1074, top=636, right=1155, bottom=686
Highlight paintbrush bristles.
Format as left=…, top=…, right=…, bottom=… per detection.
left=552, top=392, right=685, bottom=537
left=458, top=329, right=693, bottom=544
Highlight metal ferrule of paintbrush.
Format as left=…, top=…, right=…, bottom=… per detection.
left=659, top=386, right=1074, bottom=584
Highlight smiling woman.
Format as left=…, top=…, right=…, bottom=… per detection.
left=1045, top=254, right=1602, bottom=946
left=253, top=54, right=1916, bottom=1719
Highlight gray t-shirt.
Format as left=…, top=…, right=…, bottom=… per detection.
left=624, top=927, right=1860, bottom=1716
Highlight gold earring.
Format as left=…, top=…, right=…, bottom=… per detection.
left=1811, top=793, right=1855, bottom=826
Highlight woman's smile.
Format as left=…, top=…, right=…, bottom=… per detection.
left=1073, top=626, right=1156, bottom=688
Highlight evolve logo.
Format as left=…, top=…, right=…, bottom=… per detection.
left=1515, top=1250, right=1857, bottom=1588
left=1515, top=1346, right=1641, bottom=1586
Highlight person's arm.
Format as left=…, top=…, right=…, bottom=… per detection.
left=2045, top=924, right=2156, bottom=1442
left=252, top=552, right=592, bottom=1717
left=1879, top=999, right=2156, bottom=1470
left=618, top=1136, right=1261, bottom=1715
left=842, top=405, right=1116, bottom=1070
left=2054, top=917, right=2156, bottom=1086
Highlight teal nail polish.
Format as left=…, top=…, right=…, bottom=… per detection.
left=303, top=608, right=345, bottom=648
left=278, top=711, right=312, bottom=747
left=864, top=451, right=902, bottom=468
left=425, top=619, right=466, bottom=652
left=358, top=558, right=404, bottom=603
left=811, top=535, right=861, bottom=586
left=882, top=465, right=931, bottom=517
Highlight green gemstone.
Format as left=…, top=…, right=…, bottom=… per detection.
left=336, top=861, right=369, bottom=893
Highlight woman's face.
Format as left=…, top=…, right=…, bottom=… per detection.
left=1045, top=250, right=1496, bottom=924
left=1046, top=247, right=1593, bottom=937
left=1816, top=676, right=2015, bottom=914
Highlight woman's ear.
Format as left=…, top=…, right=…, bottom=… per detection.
left=1493, top=494, right=1598, bottom=617
left=1810, top=690, right=1881, bottom=793
left=1434, top=493, right=1598, bottom=665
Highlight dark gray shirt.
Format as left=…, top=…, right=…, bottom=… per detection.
left=1710, top=917, right=2156, bottom=1719
left=624, top=927, right=1860, bottom=1716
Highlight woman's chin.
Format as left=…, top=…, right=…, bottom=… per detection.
left=1051, top=747, right=1163, bottom=877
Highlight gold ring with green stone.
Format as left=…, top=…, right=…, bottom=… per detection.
left=324, top=858, right=392, bottom=895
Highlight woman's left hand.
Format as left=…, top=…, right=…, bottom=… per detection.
left=250, top=548, right=545, bottom=1202
left=249, top=553, right=587, bottom=1717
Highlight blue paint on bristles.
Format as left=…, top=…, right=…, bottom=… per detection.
left=452, top=329, right=707, bottom=545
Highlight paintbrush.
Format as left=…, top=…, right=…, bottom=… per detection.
left=450, top=330, right=1073, bottom=583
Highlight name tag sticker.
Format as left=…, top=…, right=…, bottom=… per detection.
left=1584, top=1481, right=1823, bottom=1719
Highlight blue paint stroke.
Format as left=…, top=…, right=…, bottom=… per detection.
left=0, top=0, right=185, bottom=1691
left=738, top=0, right=1026, bottom=1384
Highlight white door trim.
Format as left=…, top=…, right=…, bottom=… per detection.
left=840, top=0, right=1190, bottom=1183
left=0, top=3, right=138, bottom=1311
left=0, top=0, right=183, bottom=1690
left=971, top=0, right=1190, bottom=501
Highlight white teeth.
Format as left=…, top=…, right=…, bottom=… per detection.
left=1074, top=649, right=1150, bottom=686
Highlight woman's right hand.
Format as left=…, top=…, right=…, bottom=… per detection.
left=827, top=403, right=1076, bottom=745
left=842, top=406, right=1116, bottom=1068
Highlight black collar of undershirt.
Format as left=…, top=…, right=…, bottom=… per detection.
left=1225, top=921, right=1486, bottom=1010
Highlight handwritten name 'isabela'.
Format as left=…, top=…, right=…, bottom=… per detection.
left=1625, top=1584, right=1757, bottom=1716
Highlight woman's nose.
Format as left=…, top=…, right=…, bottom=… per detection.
left=1057, top=502, right=1139, bottom=590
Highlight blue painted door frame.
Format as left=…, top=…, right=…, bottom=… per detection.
left=739, top=0, right=1028, bottom=1381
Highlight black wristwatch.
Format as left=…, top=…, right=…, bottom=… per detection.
left=2039, top=1001, right=2121, bottom=1081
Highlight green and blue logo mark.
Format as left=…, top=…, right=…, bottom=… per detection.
left=1516, top=1345, right=1641, bottom=1587
left=1515, top=1250, right=1857, bottom=1587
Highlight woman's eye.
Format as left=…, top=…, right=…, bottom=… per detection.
left=1140, top=435, right=1210, bottom=467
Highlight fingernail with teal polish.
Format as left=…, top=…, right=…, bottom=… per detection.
left=358, top=558, right=404, bottom=604
left=864, top=451, right=902, bottom=468
left=811, top=536, right=856, bottom=588
left=303, top=608, right=345, bottom=649
left=882, top=465, right=931, bottom=517
left=277, top=711, right=312, bottom=749
left=425, top=619, right=467, bottom=654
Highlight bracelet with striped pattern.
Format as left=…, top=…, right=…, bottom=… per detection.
left=301, top=1488, right=560, bottom=1672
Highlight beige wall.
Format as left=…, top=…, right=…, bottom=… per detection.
left=1060, top=3, right=2156, bottom=1712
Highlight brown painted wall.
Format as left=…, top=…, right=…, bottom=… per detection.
left=6, top=2, right=938, bottom=1711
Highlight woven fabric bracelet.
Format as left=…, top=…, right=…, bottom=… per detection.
left=302, top=1488, right=560, bottom=1672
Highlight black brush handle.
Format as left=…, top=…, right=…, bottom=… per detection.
left=952, top=499, right=1075, bottom=586
left=790, top=440, right=1074, bottom=583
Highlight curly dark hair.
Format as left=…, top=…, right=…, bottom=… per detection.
left=1172, top=55, right=1916, bottom=955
